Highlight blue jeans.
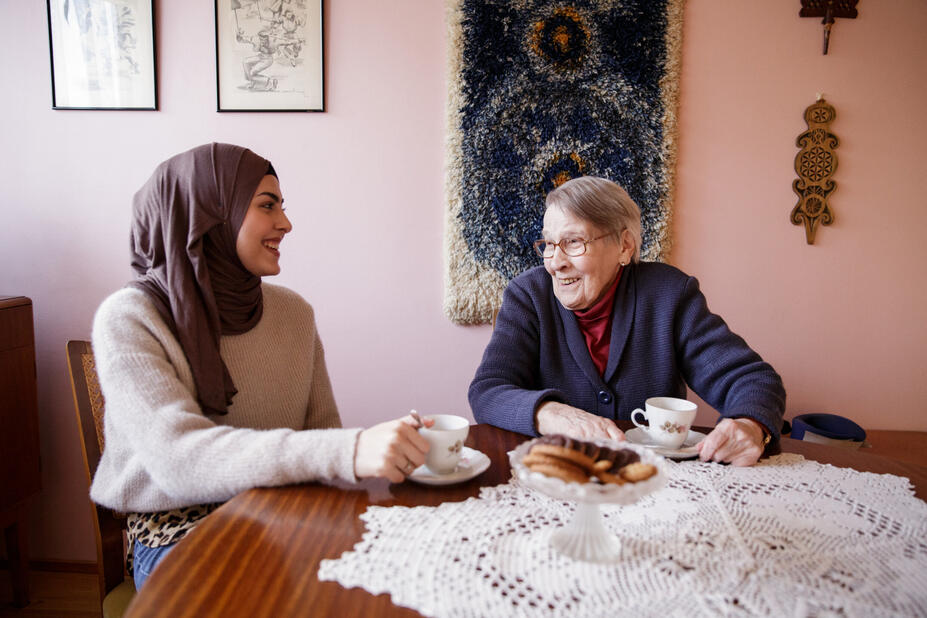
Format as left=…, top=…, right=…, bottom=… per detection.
left=133, top=540, right=176, bottom=590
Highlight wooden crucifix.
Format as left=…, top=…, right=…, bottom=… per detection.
left=800, top=0, right=859, bottom=54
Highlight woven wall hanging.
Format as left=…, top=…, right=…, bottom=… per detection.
left=444, top=0, right=685, bottom=324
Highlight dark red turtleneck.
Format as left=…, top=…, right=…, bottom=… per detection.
left=573, top=266, right=623, bottom=376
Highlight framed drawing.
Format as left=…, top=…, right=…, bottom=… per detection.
left=215, top=0, right=324, bottom=112
left=45, top=0, right=157, bottom=110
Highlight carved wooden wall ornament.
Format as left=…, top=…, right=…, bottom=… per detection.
left=791, top=96, right=838, bottom=244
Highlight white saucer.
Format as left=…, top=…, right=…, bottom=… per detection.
left=407, top=447, right=490, bottom=486
left=625, top=428, right=706, bottom=459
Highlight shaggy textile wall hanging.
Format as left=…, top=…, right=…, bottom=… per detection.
left=444, top=0, right=685, bottom=324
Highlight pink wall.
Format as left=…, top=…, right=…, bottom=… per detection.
left=673, top=1, right=927, bottom=430
left=0, top=1, right=924, bottom=563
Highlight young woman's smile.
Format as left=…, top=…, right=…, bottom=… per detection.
left=236, top=175, right=292, bottom=276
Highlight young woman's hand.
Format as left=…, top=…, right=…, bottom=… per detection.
left=354, top=414, right=433, bottom=483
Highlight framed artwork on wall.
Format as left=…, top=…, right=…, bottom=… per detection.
left=215, top=0, right=324, bottom=112
left=45, top=0, right=157, bottom=110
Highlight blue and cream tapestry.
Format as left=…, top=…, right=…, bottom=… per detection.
left=444, top=0, right=685, bottom=324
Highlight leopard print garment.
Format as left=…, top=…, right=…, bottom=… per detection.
left=125, top=502, right=222, bottom=574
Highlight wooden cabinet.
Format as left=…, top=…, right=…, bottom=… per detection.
left=0, top=296, right=41, bottom=608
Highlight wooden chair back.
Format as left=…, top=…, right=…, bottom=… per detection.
left=66, top=340, right=135, bottom=612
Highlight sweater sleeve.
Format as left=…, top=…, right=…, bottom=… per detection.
left=303, top=333, right=341, bottom=430
left=468, top=280, right=565, bottom=436
left=89, top=291, right=359, bottom=512
left=673, top=276, right=786, bottom=440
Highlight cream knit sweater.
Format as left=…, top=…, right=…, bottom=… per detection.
left=89, top=283, right=361, bottom=512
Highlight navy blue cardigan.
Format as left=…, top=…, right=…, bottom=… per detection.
left=469, top=262, right=785, bottom=439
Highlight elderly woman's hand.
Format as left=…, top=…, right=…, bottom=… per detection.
left=698, top=417, right=766, bottom=466
left=535, top=401, right=625, bottom=442
left=354, top=414, right=433, bottom=483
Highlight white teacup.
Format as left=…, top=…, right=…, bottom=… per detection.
left=631, top=397, right=697, bottom=449
left=419, top=414, right=470, bottom=474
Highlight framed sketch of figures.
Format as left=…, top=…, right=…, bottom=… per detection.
left=45, top=0, right=157, bottom=110
left=215, top=0, right=324, bottom=112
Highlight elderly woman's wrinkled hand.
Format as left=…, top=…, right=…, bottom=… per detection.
left=354, top=414, right=432, bottom=483
left=535, top=401, right=625, bottom=442
left=698, top=417, right=766, bottom=466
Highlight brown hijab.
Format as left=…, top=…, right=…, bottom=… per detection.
left=128, top=143, right=274, bottom=415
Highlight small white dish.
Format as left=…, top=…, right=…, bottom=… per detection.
left=625, top=427, right=706, bottom=459
left=407, top=447, right=490, bottom=486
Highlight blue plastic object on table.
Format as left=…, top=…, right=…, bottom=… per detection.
left=791, top=413, right=867, bottom=442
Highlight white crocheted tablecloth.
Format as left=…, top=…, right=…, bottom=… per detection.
left=318, top=454, right=927, bottom=617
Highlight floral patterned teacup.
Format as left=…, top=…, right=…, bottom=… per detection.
left=419, top=414, right=470, bottom=474
left=631, top=397, right=697, bottom=449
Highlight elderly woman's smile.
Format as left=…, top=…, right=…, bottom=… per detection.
left=542, top=205, right=630, bottom=311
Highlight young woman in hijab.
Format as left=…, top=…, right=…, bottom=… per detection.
left=89, top=143, right=430, bottom=589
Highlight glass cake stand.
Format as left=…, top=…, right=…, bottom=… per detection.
left=510, top=438, right=667, bottom=563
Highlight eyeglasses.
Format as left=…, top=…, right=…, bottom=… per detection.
left=533, top=233, right=612, bottom=258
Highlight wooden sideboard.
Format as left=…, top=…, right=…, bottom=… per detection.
left=0, top=296, right=41, bottom=608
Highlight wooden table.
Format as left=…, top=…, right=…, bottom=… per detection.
left=857, top=430, right=927, bottom=468
left=127, top=424, right=927, bottom=617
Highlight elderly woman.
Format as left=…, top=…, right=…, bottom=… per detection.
left=469, top=176, right=785, bottom=466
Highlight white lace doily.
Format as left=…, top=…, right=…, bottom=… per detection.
left=318, top=454, right=927, bottom=617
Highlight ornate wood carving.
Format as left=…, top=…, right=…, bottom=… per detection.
left=800, top=0, right=859, bottom=54
left=791, top=97, right=838, bottom=244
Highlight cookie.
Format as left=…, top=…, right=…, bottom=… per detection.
left=619, top=462, right=657, bottom=483
left=525, top=460, right=590, bottom=484
left=528, top=444, right=597, bottom=473
left=594, top=447, right=640, bottom=471
left=534, top=434, right=602, bottom=461
left=523, top=452, right=579, bottom=469
left=593, top=468, right=627, bottom=485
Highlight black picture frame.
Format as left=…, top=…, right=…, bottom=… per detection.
left=46, top=0, right=158, bottom=110
left=215, top=0, right=324, bottom=112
